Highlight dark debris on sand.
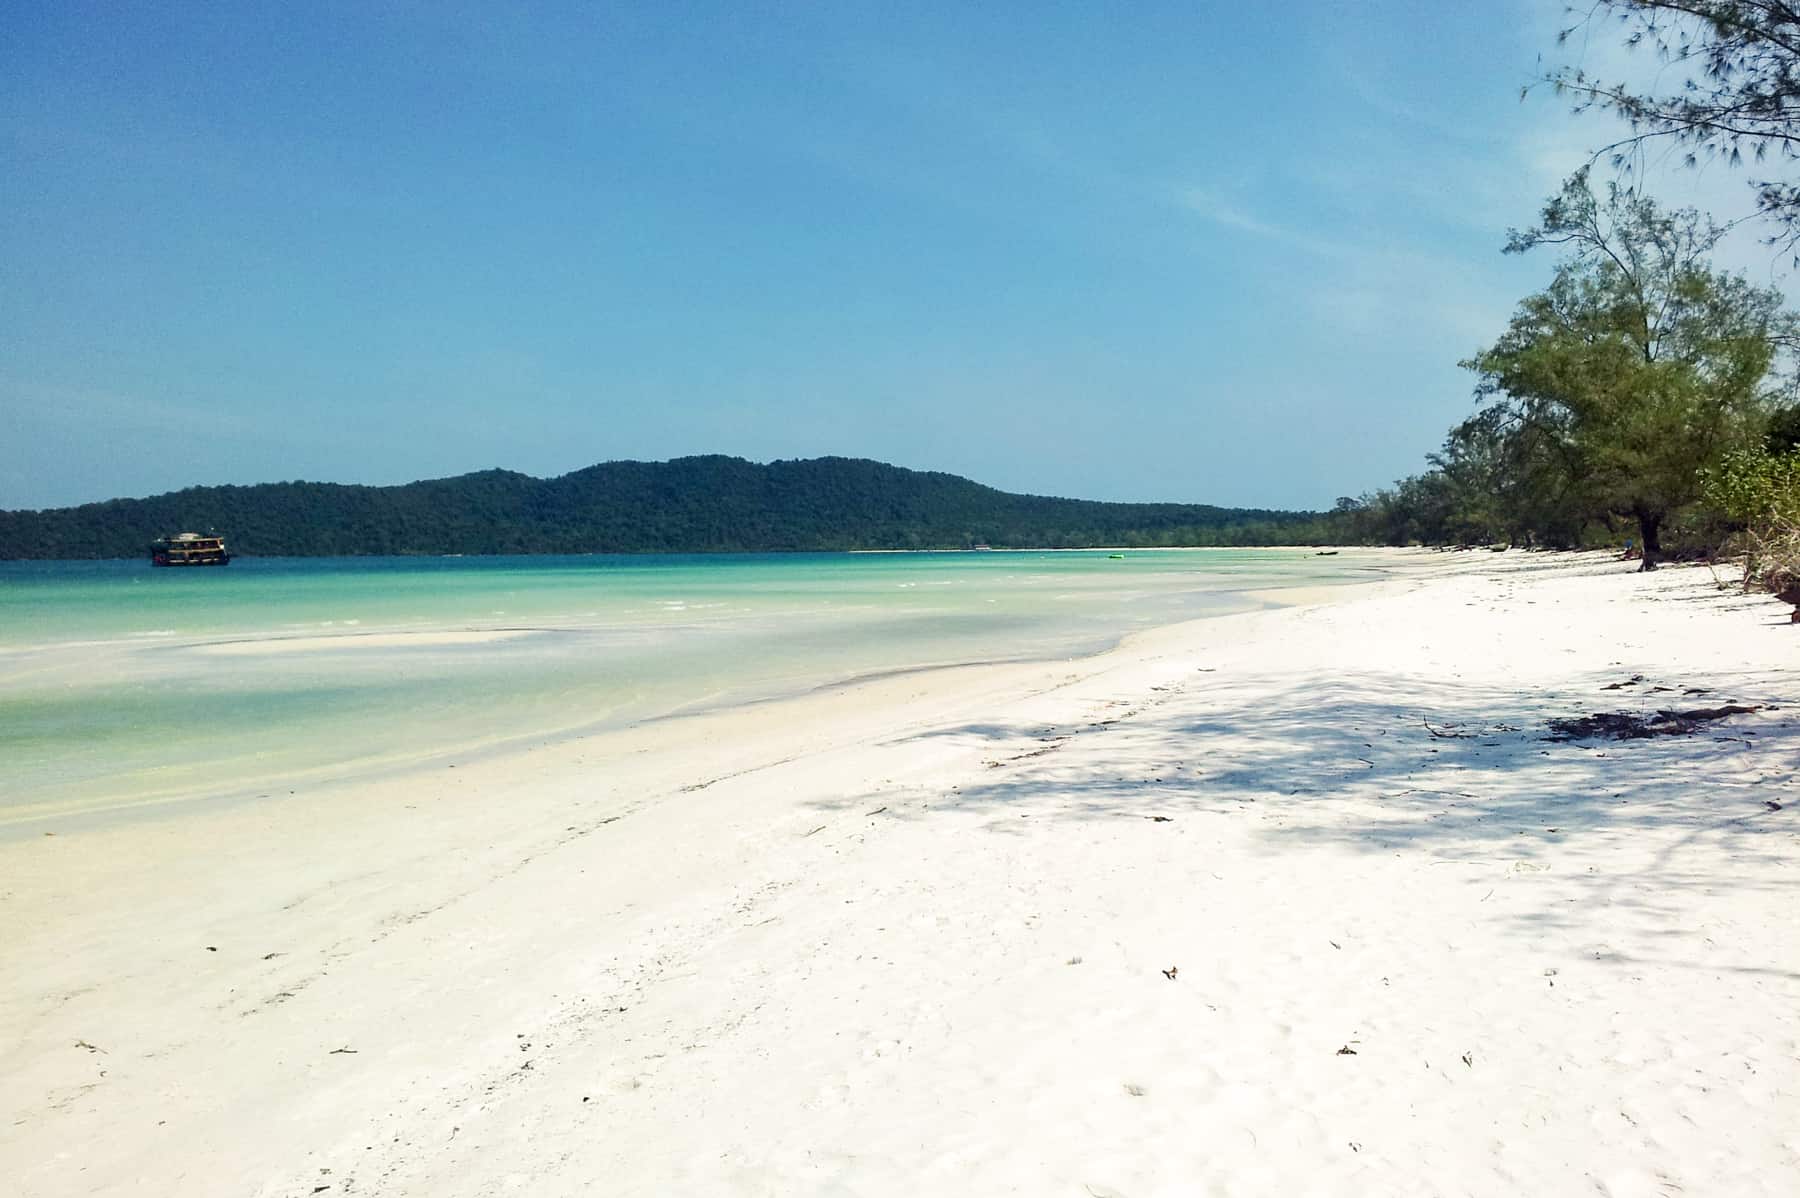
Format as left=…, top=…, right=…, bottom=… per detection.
left=1546, top=705, right=1762, bottom=742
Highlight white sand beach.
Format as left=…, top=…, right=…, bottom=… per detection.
left=2, top=551, right=1796, bottom=1196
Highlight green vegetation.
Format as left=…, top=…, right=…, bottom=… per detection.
left=1469, top=173, right=1786, bottom=569
left=1702, top=443, right=1800, bottom=596
left=1327, top=174, right=1799, bottom=582
left=0, top=456, right=1332, bottom=559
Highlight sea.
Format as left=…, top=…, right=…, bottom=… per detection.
left=0, top=550, right=1377, bottom=826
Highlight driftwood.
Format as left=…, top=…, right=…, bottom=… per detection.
left=1770, top=580, right=1800, bottom=622
left=1546, top=705, right=1762, bottom=741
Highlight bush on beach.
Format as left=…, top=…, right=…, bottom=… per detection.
left=1702, top=447, right=1800, bottom=600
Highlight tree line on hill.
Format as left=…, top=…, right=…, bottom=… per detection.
left=0, top=456, right=1335, bottom=559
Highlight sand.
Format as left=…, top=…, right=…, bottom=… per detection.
left=2, top=550, right=1796, bottom=1196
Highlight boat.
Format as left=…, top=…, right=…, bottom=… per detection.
left=150, top=532, right=231, bottom=567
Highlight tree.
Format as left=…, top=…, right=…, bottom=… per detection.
left=1548, top=2, right=1800, bottom=247
left=1427, top=409, right=1566, bottom=546
left=1466, top=172, right=1788, bottom=568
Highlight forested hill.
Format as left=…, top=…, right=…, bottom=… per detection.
left=0, top=456, right=1328, bottom=558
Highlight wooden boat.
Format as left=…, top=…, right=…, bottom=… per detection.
left=150, top=532, right=231, bottom=567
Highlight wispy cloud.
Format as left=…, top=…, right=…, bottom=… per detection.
left=1174, top=183, right=1354, bottom=259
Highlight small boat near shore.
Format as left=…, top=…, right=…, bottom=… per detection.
left=150, top=532, right=231, bottom=567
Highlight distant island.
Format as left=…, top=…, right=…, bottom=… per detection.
left=0, top=456, right=1335, bottom=558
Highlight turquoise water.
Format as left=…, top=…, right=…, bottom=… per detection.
left=0, top=551, right=1373, bottom=823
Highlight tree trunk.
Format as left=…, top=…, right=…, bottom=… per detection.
left=1635, top=508, right=1664, bottom=572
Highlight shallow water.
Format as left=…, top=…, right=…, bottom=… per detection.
left=0, top=550, right=1374, bottom=823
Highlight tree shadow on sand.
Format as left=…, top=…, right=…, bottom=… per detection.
left=809, top=662, right=1797, bottom=956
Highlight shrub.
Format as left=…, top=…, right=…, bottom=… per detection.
left=1701, top=448, right=1800, bottom=597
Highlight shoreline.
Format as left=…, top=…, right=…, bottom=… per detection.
left=0, top=549, right=1411, bottom=834
left=3, top=552, right=1795, bottom=1194
left=3, top=544, right=1403, bottom=563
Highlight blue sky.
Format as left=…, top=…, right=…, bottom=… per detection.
left=1, top=1, right=1786, bottom=510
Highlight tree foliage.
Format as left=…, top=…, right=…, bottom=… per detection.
left=1317, top=176, right=1793, bottom=576
left=1548, top=1, right=1800, bottom=245
left=1768, top=401, right=1800, bottom=448
left=1464, top=172, right=1786, bottom=567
